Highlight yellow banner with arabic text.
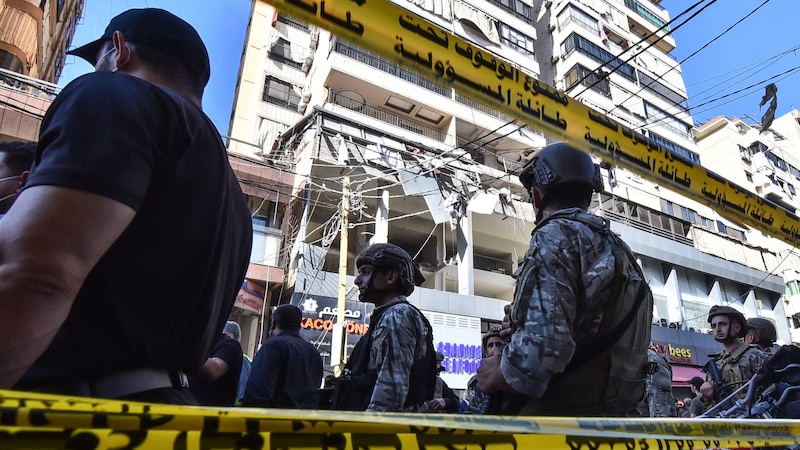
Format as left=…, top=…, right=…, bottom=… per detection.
left=0, top=389, right=798, bottom=449
left=262, top=0, right=800, bottom=247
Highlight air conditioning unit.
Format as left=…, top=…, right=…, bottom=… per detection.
left=301, top=54, right=314, bottom=73
left=544, top=0, right=552, bottom=8
left=548, top=24, right=556, bottom=33
left=309, top=29, right=320, bottom=49
left=550, top=54, right=560, bottom=63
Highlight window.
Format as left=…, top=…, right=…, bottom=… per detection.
left=644, top=102, right=691, bottom=138
left=623, top=0, right=669, bottom=31
left=557, top=5, right=598, bottom=35
left=262, top=76, right=300, bottom=109
left=499, top=24, right=535, bottom=58
left=276, top=13, right=309, bottom=31
left=269, top=38, right=303, bottom=69
left=562, top=33, right=636, bottom=81
left=787, top=280, right=800, bottom=296
left=248, top=197, right=283, bottom=267
left=564, top=64, right=610, bottom=97
left=637, top=71, right=689, bottom=112
left=648, top=132, right=699, bottom=163
left=716, top=222, right=745, bottom=241
left=745, top=172, right=753, bottom=183
left=765, top=150, right=788, bottom=172
left=488, top=0, right=532, bottom=23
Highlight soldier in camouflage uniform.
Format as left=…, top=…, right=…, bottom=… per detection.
left=700, top=306, right=766, bottom=402
left=337, top=243, right=436, bottom=412
left=642, top=347, right=677, bottom=417
left=461, top=328, right=503, bottom=414
left=745, top=317, right=777, bottom=355
left=476, top=142, right=653, bottom=416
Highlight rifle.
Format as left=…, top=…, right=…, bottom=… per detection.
left=704, top=357, right=734, bottom=411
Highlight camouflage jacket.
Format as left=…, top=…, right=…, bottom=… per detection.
left=461, top=374, right=491, bottom=414
left=644, top=349, right=676, bottom=417
left=364, top=296, right=433, bottom=412
left=503, top=208, right=652, bottom=416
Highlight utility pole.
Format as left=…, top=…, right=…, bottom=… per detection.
left=331, top=176, right=350, bottom=375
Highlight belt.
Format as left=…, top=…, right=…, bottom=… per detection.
left=34, top=368, right=189, bottom=399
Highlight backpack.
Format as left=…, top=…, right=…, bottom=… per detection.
left=511, top=210, right=652, bottom=415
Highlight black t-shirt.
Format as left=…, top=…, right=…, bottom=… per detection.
left=189, top=335, right=243, bottom=406
left=14, top=72, right=252, bottom=388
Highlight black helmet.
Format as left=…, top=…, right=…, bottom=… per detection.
left=519, top=142, right=603, bottom=193
left=746, top=317, right=777, bottom=345
left=708, top=305, right=747, bottom=338
left=355, top=243, right=425, bottom=296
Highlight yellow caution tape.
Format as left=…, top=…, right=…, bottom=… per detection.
left=1, top=390, right=799, bottom=449
left=260, top=0, right=800, bottom=247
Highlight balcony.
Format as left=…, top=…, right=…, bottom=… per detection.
left=333, top=41, right=451, bottom=97
left=326, top=89, right=447, bottom=142
left=0, top=68, right=60, bottom=141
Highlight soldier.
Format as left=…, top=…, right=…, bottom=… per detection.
left=642, top=346, right=677, bottom=417
left=330, top=243, right=436, bottom=412
left=700, top=305, right=767, bottom=402
left=422, top=352, right=460, bottom=413
left=461, top=328, right=503, bottom=414
left=745, top=317, right=777, bottom=355
left=476, top=142, right=653, bottom=416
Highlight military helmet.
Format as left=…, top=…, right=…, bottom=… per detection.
left=707, top=305, right=747, bottom=338
left=482, top=327, right=502, bottom=349
left=355, top=243, right=425, bottom=296
left=746, top=317, right=777, bottom=344
left=519, top=142, right=603, bottom=193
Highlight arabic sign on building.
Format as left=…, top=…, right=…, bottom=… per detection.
left=235, top=280, right=266, bottom=314
left=292, top=293, right=373, bottom=371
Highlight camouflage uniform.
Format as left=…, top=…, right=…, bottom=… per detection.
left=502, top=208, right=652, bottom=416
left=710, top=342, right=767, bottom=396
left=461, top=374, right=491, bottom=414
left=362, top=296, right=432, bottom=412
left=644, top=349, right=677, bottom=417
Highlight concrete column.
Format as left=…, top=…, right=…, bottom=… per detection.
left=457, top=211, right=474, bottom=295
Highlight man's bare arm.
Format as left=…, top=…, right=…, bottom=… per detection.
left=0, top=186, right=135, bottom=387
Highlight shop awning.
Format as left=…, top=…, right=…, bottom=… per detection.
left=672, top=365, right=705, bottom=385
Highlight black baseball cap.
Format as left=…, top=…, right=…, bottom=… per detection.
left=67, top=8, right=210, bottom=87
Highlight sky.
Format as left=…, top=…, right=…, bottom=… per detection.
left=58, top=0, right=800, bottom=135
left=661, top=0, right=800, bottom=127
left=58, top=0, right=252, bottom=135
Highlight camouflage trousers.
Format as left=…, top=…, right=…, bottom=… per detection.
left=648, top=388, right=677, bottom=417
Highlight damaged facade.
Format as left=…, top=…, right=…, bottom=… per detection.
left=227, top=0, right=795, bottom=392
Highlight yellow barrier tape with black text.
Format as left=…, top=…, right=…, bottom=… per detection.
left=261, top=0, right=800, bottom=248
left=0, top=390, right=798, bottom=449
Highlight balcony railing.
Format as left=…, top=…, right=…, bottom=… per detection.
left=333, top=41, right=451, bottom=97
left=327, top=90, right=447, bottom=142
left=599, top=208, right=694, bottom=246
left=474, top=254, right=512, bottom=274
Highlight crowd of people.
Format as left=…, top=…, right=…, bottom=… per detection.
left=0, top=7, right=784, bottom=419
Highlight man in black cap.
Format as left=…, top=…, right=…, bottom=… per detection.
left=241, top=304, right=323, bottom=409
left=0, top=9, right=252, bottom=404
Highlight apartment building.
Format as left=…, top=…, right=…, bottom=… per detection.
left=0, top=0, right=83, bottom=142
left=228, top=0, right=787, bottom=390
left=694, top=110, right=800, bottom=345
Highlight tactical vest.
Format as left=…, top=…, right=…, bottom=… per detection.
left=714, top=343, right=754, bottom=395
left=513, top=210, right=653, bottom=416
left=330, top=300, right=436, bottom=411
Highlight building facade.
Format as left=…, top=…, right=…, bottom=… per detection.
left=0, top=0, right=83, bottom=142
left=227, top=0, right=790, bottom=390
